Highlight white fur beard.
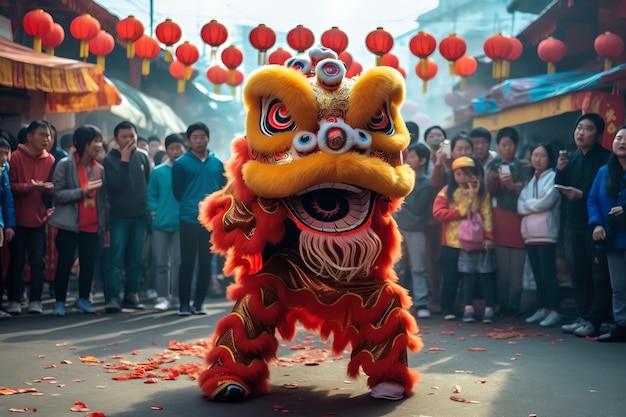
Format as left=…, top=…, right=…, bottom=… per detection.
left=298, top=228, right=382, bottom=281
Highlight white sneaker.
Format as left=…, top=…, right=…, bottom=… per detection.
left=539, top=311, right=561, bottom=327
left=5, top=301, right=22, bottom=315
left=525, top=309, right=548, bottom=323
left=417, top=309, right=431, bottom=319
left=574, top=321, right=598, bottom=337
left=28, top=301, right=43, bottom=314
left=146, top=289, right=159, bottom=300
left=0, top=310, right=11, bottom=319
left=154, top=297, right=170, bottom=311
left=561, top=317, right=586, bottom=333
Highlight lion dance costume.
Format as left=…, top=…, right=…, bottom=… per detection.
left=198, top=47, right=423, bottom=402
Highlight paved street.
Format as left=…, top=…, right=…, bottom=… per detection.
left=1, top=296, right=623, bottom=417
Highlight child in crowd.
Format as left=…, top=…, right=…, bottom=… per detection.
left=394, top=143, right=435, bottom=319
left=433, top=157, right=495, bottom=320
left=518, top=144, right=562, bottom=327
left=147, top=133, right=185, bottom=311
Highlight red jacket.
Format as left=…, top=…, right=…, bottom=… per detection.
left=9, top=144, right=55, bottom=227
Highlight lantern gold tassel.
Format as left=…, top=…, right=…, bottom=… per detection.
left=97, top=55, right=105, bottom=70
left=127, top=41, right=135, bottom=59
left=177, top=79, right=185, bottom=93
left=547, top=62, right=555, bottom=74
left=33, top=37, right=42, bottom=53
left=165, top=48, right=173, bottom=62
left=449, top=61, right=456, bottom=76
left=422, top=80, right=428, bottom=94
left=142, top=59, right=150, bottom=76
left=604, top=58, right=612, bottom=72
left=46, top=48, right=54, bottom=56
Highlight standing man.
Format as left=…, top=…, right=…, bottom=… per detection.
left=172, top=122, right=225, bottom=316
left=102, top=121, right=152, bottom=312
left=6, top=120, right=55, bottom=314
left=469, top=127, right=497, bottom=174
left=555, top=113, right=612, bottom=336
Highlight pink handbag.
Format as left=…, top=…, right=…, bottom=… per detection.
left=458, top=211, right=485, bottom=252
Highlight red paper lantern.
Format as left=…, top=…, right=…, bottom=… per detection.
left=537, top=37, right=567, bottom=74
left=268, top=48, right=292, bottom=65
left=594, top=32, right=624, bottom=71
left=207, top=65, right=228, bottom=94
left=501, top=36, right=523, bottom=78
left=41, top=22, right=64, bottom=56
left=346, top=61, right=362, bottom=78
left=225, top=69, right=244, bottom=98
left=410, top=31, right=437, bottom=74
left=88, top=30, right=114, bottom=70
left=176, top=41, right=200, bottom=80
left=483, top=33, right=512, bottom=78
left=201, top=19, right=228, bottom=62
left=366, top=27, right=394, bottom=66
left=380, top=53, right=399, bottom=69
left=249, top=24, right=276, bottom=65
left=287, top=24, right=314, bottom=53
left=439, top=34, right=467, bottom=75
left=135, top=35, right=161, bottom=76
left=116, top=15, right=144, bottom=58
left=321, top=26, right=348, bottom=54
left=221, top=45, right=244, bottom=85
left=415, top=58, right=438, bottom=93
left=338, top=51, right=353, bottom=69
left=397, top=67, right=406, bottom=79
left=454, top=55, right=477, bottom=90
left=156, top=19, right=182, bottom=62
left=71, top=14, right=101, bottom=58
left=23, top=9, right=53, bottom=53
left=169, top=59, right=187, bottom=93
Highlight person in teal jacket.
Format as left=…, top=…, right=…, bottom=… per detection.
left=147, top=133, right=185, bottom=311
left=172, top=122, right=226, bottom=315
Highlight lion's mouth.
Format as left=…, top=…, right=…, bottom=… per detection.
left=283, top=183, right=375, bottom=234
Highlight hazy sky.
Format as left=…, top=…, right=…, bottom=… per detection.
left=102, top=0, right=439, bottom=65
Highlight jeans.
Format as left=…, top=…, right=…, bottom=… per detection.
left=439, top=246, right=461, bottom=316
left=564, top=227, right=595, bottom=319
left=7, top=225, right=46, bottom=303
left=526, top=244, right=561, bottom=311
left=178, top=221, right=212, bottom=308
left=606, top=251, right=626, bottom=327
left=152, top=229, right=180, bottom=298
left=463, top=273, right=496, bottom=307
left=395, top=230, right=429, bottom=308
left=104, top=216, right=147, bottom=303
left=54, top=229, right=99, bottom=301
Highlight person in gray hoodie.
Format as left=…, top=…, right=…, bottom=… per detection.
left=48, top=125, right=107, bottom=316
left=393, top=143, right=435, bottom=319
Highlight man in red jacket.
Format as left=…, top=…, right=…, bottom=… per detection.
left=5, top=120, right=55, bottom=315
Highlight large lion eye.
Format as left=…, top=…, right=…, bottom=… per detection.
left=366, top=102, right=395, bottom=136
left=260, top=97, right=296, bottom=136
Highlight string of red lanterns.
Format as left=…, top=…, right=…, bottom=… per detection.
left=18, top=8, right=626, bottom=98
left=206, top=65, right=228, bottom=94
left=415, top=58, right=438, bottom=93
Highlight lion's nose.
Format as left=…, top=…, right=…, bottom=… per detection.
left=324, top=127, right=347, bottom=152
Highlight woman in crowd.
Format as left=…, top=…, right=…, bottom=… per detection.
left=587, top=125, right=626, bottom=342
left=48, top=125, right=107, bottom=316
left=518, top=143, right=562, bottom=327
left=486, top=127, right=530, bottom=317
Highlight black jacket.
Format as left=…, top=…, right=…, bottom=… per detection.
left=102, top=148, right=151, bottom=218
left=555, top=144, right=611, bottom=229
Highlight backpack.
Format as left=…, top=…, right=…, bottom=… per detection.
left=458, top=211, right=484, bottom=252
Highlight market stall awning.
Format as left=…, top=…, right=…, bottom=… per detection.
left=472, top=64, right=626, bottom=132
left=92, top=78, right=186, bottom=137
left=0, top=35, right=121, bottom=112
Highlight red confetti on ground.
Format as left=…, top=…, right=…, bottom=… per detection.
left=151, top=405, right=164, bottom=410
left=427, top=347, right=445, bottom=352
left=476, top=379, right=487, bottom=384
left=457, top=337, right=466, bottom=341
left=144, top=379, right=158, bottom=384
left=467, top=347, right=487, bottom=352
left=1, top=388, right=40, bottom=395
left=9, top=408, right=30, bottom=413
left=70, top=400, right=90, bottom=412
left=131, top=350, right=143, bottom=355
left=86, top=413, right=106, bottom=417
left=61, top=360, right=73, bottom=364
left=37, top=355, right=45, bottom=359
left=485, top=327, right=525, bottom=339
left=450, top=395, right=480, bottom=404
left=439, top=331, right=455, bottom=335
left=55, top=343, right=68, bottom=347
